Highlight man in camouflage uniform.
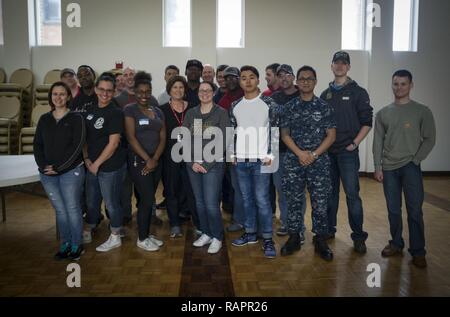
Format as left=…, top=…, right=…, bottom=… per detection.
left=280, top=66, right=336, bottom=261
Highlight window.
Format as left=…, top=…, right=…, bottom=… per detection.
left=163, top=0, right=191, bottom=47
left=217, top=0, right=244, bottom=48
left=0, top=0, right=4, bottom=45
left=35, top=0, right=62, bottom=46
left=393, top=0, right=419, bottom=51
left=341, top=0, right=367, bottom=50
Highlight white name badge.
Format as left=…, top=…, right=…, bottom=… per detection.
left=139, top=119, right=149, bottom=126
left=342, top=96, right=350, bottom=100
left=86, top=114, right=94, bottom=120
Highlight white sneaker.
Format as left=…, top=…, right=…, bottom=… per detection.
left=148, top=235, right=164, bottom=247
left=137, top=238, right=159, bottom=252
left=193, top=234, right=212, bottom=247
left=208, top=238, right=222, bottom=254
left=96, top=234, right=121, bottom=252
left=83, top=230, right=92, bottom=244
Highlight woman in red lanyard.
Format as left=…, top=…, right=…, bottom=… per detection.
left=159, top=76, right=199, bottom=238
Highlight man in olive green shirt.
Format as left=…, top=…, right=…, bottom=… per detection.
left=373, top=70, right=436, bottom=268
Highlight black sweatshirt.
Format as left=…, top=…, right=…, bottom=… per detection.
left=320, top=79, right=373, bottom=153
left=33, top=111, right=85, bottom=175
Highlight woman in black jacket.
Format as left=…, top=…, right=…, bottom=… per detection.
left=34, top=81, right=86, bottom=261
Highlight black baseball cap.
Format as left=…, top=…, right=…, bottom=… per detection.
left=332, top=51, right=350, bottom=64
left=223, top=67, right=240, bottom=78
left=276, top=64, right=294, bottom=76
left=186, top=59, right=203, bottom=71
left=60, top=68, right=76, bottom=78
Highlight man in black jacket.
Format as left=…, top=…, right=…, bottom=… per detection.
left=320, top=51, right=373, bottom=254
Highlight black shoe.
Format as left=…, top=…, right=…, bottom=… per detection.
left=151, top=215, right=163, bottom=226
left=54, top=243, right=71, bottom=261
left=313, top=236, right=333, bottom=261
left=68, top=245, right=85, bottom=261
left=281, top=234, right=301, bottom=256
left=156, top=199, right=167, bottom=210
left=354, top=240, right=367, bottom=254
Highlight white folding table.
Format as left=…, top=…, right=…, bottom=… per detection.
left=0, top=155, right=40, bottom=222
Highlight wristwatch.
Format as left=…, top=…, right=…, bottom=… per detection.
left=310, top=151, right=318, bottom=159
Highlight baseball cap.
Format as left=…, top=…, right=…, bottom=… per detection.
left=332, top=51, right=350, bottom=64
left=223, top=67, right=240, bottom=78
left=60, top=68, right=76, bottom=78
left=276, top=64, right=294, bottom=76
left=186, top=59, right=204, bottom=71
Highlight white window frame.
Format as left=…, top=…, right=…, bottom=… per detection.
left=216, top=0, right=245, bottom=48
left=31, top=0, right=62, bottom=46
left=0, top=0, right=4, bottom=45
left=393, top=0, right=419, bottom=52
left=341, top=0, right=372, bottom=51
left=162, top=0, right=192, bottom=47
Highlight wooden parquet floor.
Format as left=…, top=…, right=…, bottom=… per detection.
left=0, top=177, right=449, bottom=297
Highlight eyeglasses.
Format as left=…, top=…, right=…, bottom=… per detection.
left=298, top=77, right=316, bottom=83
left=199, top=89, right=213, bottom=94
left=96, top=88, right=114, bottom=95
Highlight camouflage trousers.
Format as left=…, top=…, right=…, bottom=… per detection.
left=282, top=153, right=331, bottom=236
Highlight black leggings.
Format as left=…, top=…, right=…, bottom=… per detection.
left=128, top=153, right=158, bottom=241
left=162, top=156, right=198, bottom=228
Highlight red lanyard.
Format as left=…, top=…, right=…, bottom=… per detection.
left=170, top=103, right=185, bottom=127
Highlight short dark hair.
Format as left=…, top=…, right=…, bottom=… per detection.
left=240, top=65, right=260, bottom=79
left=95, top=72, right=116, bottom=89
left=296, top=65, right=317, bottom=80
left=134, top=71, right=152, bottom=89
left=265, top=63, right=280, bottom=73
left=216, top=64, right=229, bottom=73
left=165, top=65, right=180, bottom=74
left=166, top=75, right=188, bottom=96
left=199, top=81, right=215, bottom=92
left=48, top=81, right=72, bottom=110
left=77, top=65, right=96, bottom=80
left=392, top=69, right=413, bottom=82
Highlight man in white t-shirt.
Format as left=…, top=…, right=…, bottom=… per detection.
left=229, top=65, right=279, bottom=259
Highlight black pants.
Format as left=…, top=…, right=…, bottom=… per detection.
left=128, top=153, right=158, bottom=241
left=162, top=156, right=198, bottom=228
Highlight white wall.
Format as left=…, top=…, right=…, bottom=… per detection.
left=1, top=0, right=449, bottom=171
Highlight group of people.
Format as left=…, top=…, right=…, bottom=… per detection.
left=33, top=50, right=436, bottom=268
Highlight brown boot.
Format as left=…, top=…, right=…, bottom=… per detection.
left=412, top=256, right=427, bottom=268
left=381, top=243, right=402, bottom=257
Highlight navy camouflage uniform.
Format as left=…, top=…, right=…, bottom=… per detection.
left=281, top=96, right=336, bottom=236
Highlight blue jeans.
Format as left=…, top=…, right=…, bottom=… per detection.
left=229, top=164, right=245, bottom=225
left=327, top=150, right=368, bottom=241
left=187, top=163, right=225, bottom=240
left=235, top=161, right=272, bottom=239
left=86, top=164, right=126, bottom=233
left=383, top=162, right=426, bottom=257
left=40, top=165, right=85, bottom=246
